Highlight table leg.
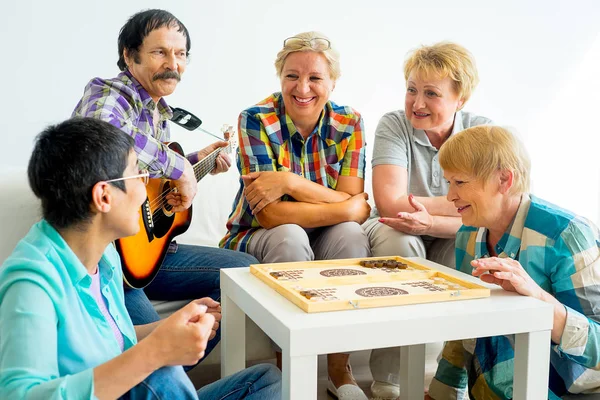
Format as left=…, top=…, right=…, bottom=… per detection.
left=513, top=330, right=551, bottom=400
left=282, top=353, right=318, bottom=400
left=398, top=344, right=426, bottom=400
left=221, top=294, right=246, bottom=378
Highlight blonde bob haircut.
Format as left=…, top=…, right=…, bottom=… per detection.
left=439, top=125, right=531, bottom=194
left=404, top=42, right=479, bottom=106
left=274, top=31, right=341, bottom=81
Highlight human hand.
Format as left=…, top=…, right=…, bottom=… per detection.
left=196, top=141, right=232, bottom=175
left=194, top=297, right=222, bottom=341
left=168, top=159, right=197, bottom=212
left=471, top=257, right=545, bottom=299
left=242, top=171, right=292, bottom=214
left=379, top=194, right=433, bottom=235
left=345, top=192, right=371, bottom=224
left=146, top=301, right=215, bottom=366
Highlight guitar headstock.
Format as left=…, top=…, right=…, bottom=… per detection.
left=221, top=124, right=237, bottom=154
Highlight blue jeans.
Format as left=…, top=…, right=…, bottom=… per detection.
left=124, top=244, right=258, bottom=362
left=124, top=363, right=281, bottom=400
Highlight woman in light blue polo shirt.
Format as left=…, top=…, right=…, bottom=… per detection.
left=0, top=118, right=281, bottom=399
left=364, top=42, right=492, bottom=398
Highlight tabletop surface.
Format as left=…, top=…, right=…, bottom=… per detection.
left=221, top=257, right=554, bottom=353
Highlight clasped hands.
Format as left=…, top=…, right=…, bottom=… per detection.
left=241, top=171, right=370, bottom=224
left=146, top=297, right=221, bottom=366
left=242, top=171, right=290, bottom=214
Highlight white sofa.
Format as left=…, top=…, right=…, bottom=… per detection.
left=0, top=169, right=274, bottom=372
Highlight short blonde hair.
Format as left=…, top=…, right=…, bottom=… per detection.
left=404, top=42, right=479, bottom=105
left=274, top=31, right=341, bottom=80
left=439, top=125, right=531, bottom=194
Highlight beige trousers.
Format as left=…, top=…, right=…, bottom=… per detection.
left=247, top=222, right=371, bottom=263
left=363, top=218, right=455, bottom=385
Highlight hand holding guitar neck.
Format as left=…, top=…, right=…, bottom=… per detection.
left=196, top=125, right=234, bottom=175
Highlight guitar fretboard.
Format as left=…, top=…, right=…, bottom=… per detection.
left=192, top=141, right=234, bottom=182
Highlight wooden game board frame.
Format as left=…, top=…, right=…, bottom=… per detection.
left=250, top=256, right=490, bottom=313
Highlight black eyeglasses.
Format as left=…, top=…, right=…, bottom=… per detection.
left=283, top=37, right=331, bottom=51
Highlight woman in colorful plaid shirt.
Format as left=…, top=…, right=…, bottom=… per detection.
left=220, top=32, right=371, bottom=400
left=425, top=125, right=600, bottom=399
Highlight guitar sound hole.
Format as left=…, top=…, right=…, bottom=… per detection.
left=153, top=181, right=176, bottom=238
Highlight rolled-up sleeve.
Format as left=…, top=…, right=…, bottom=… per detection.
left=237, top=111, right=278, bottom=175
left=549, top=219, right=600, bottom=393
left=339, top=115, right=366, bottom=178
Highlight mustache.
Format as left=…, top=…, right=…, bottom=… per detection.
left=152, top=70, right=181, bottom=81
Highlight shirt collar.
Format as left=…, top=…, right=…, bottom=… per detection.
left=413, top=110, right=464, bottom=148
left=121, top=70, right=173, bottom=120
left=39, top=220, right=116, bottom=288
left=278, top=93, right=330, bottom=144
left=472, top=193, right=531, bottom=259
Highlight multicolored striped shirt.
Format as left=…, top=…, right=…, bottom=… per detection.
left=429, top=194, right=600, bottom=400
left=72, top=70, right=186, bottom=179
left=219, top=92, right=366, bottom=251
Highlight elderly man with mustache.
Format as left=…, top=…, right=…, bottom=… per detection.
left=72, top=9, right=259, bottom=368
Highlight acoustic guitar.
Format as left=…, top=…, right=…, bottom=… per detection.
left=116, top=138, right=234, bottom=289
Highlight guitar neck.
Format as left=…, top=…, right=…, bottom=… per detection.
left=192, top=143, right=231, bottom=182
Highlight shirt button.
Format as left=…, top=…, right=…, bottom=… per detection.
left=433, top=172, right=438, bottom=177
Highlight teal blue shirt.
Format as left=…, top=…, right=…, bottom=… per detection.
left=0, top=220, right=137, bottom=399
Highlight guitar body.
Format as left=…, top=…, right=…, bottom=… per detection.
left=116, top=142, right=193, bottom=289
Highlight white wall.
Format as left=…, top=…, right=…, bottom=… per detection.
left=2, top=0, right=600, bottom=244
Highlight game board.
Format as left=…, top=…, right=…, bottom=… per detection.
left=250, top=256, right=490, bottom=313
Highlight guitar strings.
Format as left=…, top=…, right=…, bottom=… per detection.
left=147, top=143, right=234, bottom=224
left=147, top=144, right=227, bottom=210
left=149, top=161, right=214, bottom=222
left=147, top=143, right=227, bottom=209
left=149, top=157, right=218, bottom=222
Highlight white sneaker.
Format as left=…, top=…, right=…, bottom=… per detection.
left=370, top=380, right=400, bottom=400
left=327, top=378, right=368, bottom=400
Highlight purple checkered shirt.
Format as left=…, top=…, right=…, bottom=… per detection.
left=73, top=70, right=202, bottom=252
left=72, top=70, right=187, bottom=179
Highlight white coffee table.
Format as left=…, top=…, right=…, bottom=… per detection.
left=220, top=257, right=553, bottom=399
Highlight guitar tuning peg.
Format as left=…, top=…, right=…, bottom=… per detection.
left=221, top=124, right=234, bottom=135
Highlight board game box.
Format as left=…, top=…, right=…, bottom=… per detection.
left=250, top=256, right=490, bottom=313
